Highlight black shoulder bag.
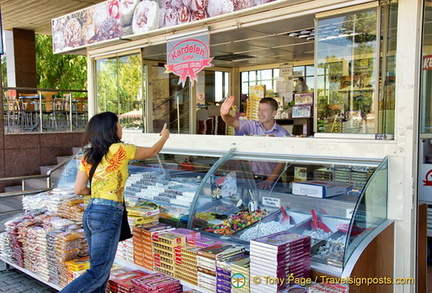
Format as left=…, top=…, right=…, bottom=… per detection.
left=88, top=163, right=133, bottom=242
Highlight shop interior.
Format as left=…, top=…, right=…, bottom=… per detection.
left=95, top=3, right=396, bottom=140
left=91, top=1, right=396, bottom=281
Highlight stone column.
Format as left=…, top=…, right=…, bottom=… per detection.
left=5, top=28, right=37, bottom=88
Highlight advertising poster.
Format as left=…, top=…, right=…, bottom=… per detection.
left=0, top=14, right=3, bottom=55
left=52, top=0, right=281, bottom=54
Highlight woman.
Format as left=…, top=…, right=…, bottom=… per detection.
left=60, top=112, right=169, bottom=293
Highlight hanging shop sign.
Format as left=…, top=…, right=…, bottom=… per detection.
left=165, top=32, right=213, bottom=87
left=423, top=55, right=432, bottom=70
left=422, top=169, right=432, bottom=186
left=52, top=0, right=281, bottom=54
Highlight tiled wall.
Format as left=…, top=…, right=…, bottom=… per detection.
left=0, top=132, right=83, bottom=191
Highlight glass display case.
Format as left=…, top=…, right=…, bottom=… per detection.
left=57, top=148, right=388, bottom=277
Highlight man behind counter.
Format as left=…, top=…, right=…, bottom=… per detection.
left=220, top=95, right=290, bottom=189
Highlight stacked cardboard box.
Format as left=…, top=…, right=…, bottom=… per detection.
left=106, top=270, right=148, bottom=293
left=196, top=244, right=245, bottom=292
left=132, top=223, right=174, bottom=270
left=131, top=272, right=183, bottom=293
left=174, top=245, right=201, bottom=285
left=116, top=238, right=134, bottom=263
left=152, top=232, right=187, bottom=277
left=127, top=206, right=159, bottom=226
left=216, top=253, right=249, bottom=293
left=231, top=257, right=251, bottom=293
left=250, top=231, right=311, bottom=293
left=64, top=256, right=89, bottom=284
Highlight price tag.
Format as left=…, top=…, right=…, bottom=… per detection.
left=346, top=208, right=354, bottom=218
left=262, top=197, right=280, bottom=207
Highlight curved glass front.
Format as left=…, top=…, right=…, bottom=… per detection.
left=344, top=157, right=388, bottom=266
left=55, top=149, right=388, bottom=274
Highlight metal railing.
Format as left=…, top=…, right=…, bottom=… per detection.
left=2, top=87, right=88, bottom=133
left=153, top=86, right=190, bottom=133
left=0, top=152, right=74, bottom=198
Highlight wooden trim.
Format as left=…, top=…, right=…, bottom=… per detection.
left=417, top=203, right=427, bottom=293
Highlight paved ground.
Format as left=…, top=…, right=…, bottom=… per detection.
left=0, top=261, right=58, bottom=293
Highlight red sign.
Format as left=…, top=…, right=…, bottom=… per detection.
left=423, top=169, right=432, bottom=186
left=166, top=33, right=213, bottom=87
left=423, top=55, right=432, bottom=70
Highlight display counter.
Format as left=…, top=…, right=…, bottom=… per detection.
left=99, top=147, right=391, bottom=279
left=8, top=146, right=391, bottom=291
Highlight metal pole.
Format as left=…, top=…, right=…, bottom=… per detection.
left=177, top=96, right=180, bottom=133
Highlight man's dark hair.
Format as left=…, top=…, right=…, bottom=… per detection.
left=260, top=97, right=279, bottom=111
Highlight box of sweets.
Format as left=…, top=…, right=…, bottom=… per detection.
left=197, top=245, right=245, bottom=272
left=152, top=232, right=186, bottom=247
left=170, top=228, right=201, bottom=245
left=216, top=282, right=231, bottom=293
left=250, top=231, right=311, bottom=252
left=194, top=235, right=223, bottom=248
left=216, top=253, right=249, bottom=281
left=64, top=256, right=90, bottom=271
left=197, top=244, right=245, bottom=260
left=174, top=245, right=200, bottom=264
left=198, top=271, right=216, bottom=291
left=109, top=270, right=148, bottom=292
left=249, top=245, right=310, bottom=261
left=252, top=250, right=310, bottom=263
left=131, top=273, right=182, bottom=293
left=250, top=263, right=310, bottom=280
left=250, top=257, right=310, bottom=273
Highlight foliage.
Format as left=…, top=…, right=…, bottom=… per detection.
left=1, top=54, right=6, bottom=88
left=96, top=54, right=143, bottom=115
left=342, top=11, right=377, bottom=43
left=35, top=34, right=87, bottom=92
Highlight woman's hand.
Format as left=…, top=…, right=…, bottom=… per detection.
left=134, top=123, right=170, bottom=160
left=160, top=123, right=170, bottom=140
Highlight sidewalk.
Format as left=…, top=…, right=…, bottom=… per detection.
left=0, top=261, right=58, bottom=293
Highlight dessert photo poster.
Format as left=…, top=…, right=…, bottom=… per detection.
left=0, top=14, right=3, bottom=55
left=52, top=0, right=280, bottom=53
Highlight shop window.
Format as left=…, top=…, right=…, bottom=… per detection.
left=148, top=62, right=191, bottom=134
left=240, top=68, right=281, bottom=112
left=421, top=2, right=432, bottom=135
left=316, top=5, right=396, bottom=136
left=96, top=54, right=144, bottom=130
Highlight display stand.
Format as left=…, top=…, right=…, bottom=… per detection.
left=0, top=255, right=213, bottom=293
left=114, top=257, right=212, bottom=293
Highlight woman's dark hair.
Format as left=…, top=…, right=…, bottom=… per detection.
left=82, top=112, right=121, bottom=165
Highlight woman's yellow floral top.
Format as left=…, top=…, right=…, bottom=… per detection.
left=79, top=143, right=137, bottom=202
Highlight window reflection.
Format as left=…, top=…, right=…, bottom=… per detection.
left=96, top=54, right=144, bottom=130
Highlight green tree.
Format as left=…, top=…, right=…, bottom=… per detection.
left=1, top=54, right=6, bottom=88
left=97, top=54, right=143, bottom=114
left=35, top=34, right=87, bottom=92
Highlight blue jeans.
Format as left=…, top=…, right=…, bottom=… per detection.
left=59, top=202, right=123, bottom=293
